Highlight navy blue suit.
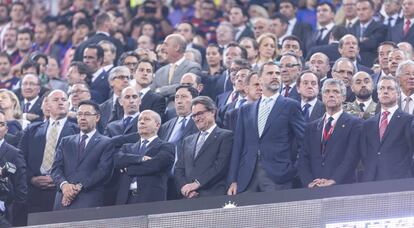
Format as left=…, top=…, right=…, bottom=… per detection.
left=105, top=116, right=139, bottom=149
left=114, top=138, right=174, bottom=204
left=309, top=100, right=325, bottom=122
left=51, top=132, right=114, bottom=210
left=19, top=120, right=79, bottom=213
left=91, top=71, right=111, bottom=104
left=140, top=90, right=167, bottom=121
left=99, top=97, right=123, bottom=126
left=20, top=97, right=44, bottom=123
left=215, top=91, right=232, bottom=110
left=388, top=20, right=414, bottom=48
left=228, top=96, right=305, bottom=193
left=299, top=112, right=362, bottom=186
left=361, top=109, right=414, bottom=182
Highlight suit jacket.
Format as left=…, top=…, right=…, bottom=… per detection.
left=223, top=106, right=240, bottom=131
left=204, top=70, right=232, bottom=101
left=73, top=33, right=124, bottom=63
left=0, top=142, right=27, bottom=226
left=299, top=112, right=362, bottom=186
left=309, top=100, right=325, bottom=122
left=105, top=116, right=139, bottom=148
left=361, top=109, right=414, bottom=182
left=174, top=127, right=233, bottom=197
left=99, top=97, right=123, bottom=126
left=20, top=97, right=44, bottom=123
left=114, top=138, right=174, bottom=204
left=159, top=117, right=198, bottom=148
left=388, top=20, right=414, bottom=48
left=357, top=63, right=374, bottom=75
left=305, top=28, right=333, bottom=56
left=19, top=120, right=79, bottom=181
left=236, top=26, right=255, bottom=42
left=140, top=90, right=167, bottom=120
left=216, top=91, right=232, bottom=110
left=51, top=132, right=114, bottom=210
left=228, top=96, right=305, bottom=193
left=152, top=59, right=201, bottom=98
left=217, top=99, right=237, bottom=127
left=305, top=42, right=340, bottom=63
left=287, top=85, right=301, bottom=102
left=292, top=21, right=313, bottom=54
left=350, top=21, right=387, bottom=67
left=91, top=70, right=110, bottom=104
left=343, top=100, right=378, bottom=120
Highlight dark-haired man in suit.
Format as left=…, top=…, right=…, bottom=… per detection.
left=51, top=100, right=114, bottom=210
left=115, top=110, right=174, bottom=204
left=20, top=74, right=44, bottom=123
left=306, top=2, right=336, bottom=53
left=297, top=71, right=325, bottom=122
left=388, top=0, right=414, bottom=48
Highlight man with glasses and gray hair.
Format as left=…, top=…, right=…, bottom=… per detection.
left=396, top=60, right=414, bottom=114
left=299, top=79, right=362, bottom=188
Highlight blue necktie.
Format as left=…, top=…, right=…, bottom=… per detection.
left=123, top=116, right=133, bottom=129
left=302, top=103, right=311, bottom=122
left=138, top=140, right=149, bottom=156
left=169, top=118, right=186, bottom=144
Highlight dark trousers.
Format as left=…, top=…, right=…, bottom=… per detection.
left=27, top=185, right=55, bottom=213
left=245, top=159, right=292, bottom=193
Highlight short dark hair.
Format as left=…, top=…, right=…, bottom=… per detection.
left=279, top=0, right=297, bottom=8
left=282, top=35, right=303, bottom=51
left=378, top=41, right=398, bottom=52
left=17, top=28, right=33, bottom=40
left=317, top=2, right=336, bottom=14
left=206, top=43, right=222, bottom=55
left=21, top=61, right=40, bottom=75
left=57, top=18, right=72, bottom=29
left=95, top=12, right=110, bottom=29
left=271, top=13, right=289, bottom=25
left=230, top=5, right=249, bottom=18
left=78, top=100, right=100, bottom=115
left=84, top=44, right=104, bottom=63
left=137, top=59, right=155, bottom=71
left=191, top=96, right=217, bottom=112
left=118, top=51, right=140, bottom=66
left=75, top=18, right=93, bottom=31
left=357, top=0, right=375, bottom=10
left=0, top=52, right=11, bottom=64
left=227, top=42, right=248, bottom=60
left=30, top=52, right=48, bottom=65
left=296, top=70, right=319, bottom=87
left=70, top=61, right=93, bottom=85
left=176, top=85, right=199, bottom=98
left=259, top=61, right=279, bottom=77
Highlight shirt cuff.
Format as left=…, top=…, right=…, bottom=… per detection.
left=60, top=181, right=68, bottom=190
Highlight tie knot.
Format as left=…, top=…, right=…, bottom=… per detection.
left=81, top=134, right=88, bottom=141
left=406, top=20, right=411, bottom=25
left=303, top=103, right=311, bottom=109
left=382, top=111, right=390, bottom=117
left=142, top=139, right=149, bottom=145
left=406, top=96, right=412, bottom=102
left=326, top=116, right=334, bottom=123
left=53, top=121, right=60, bottom=126
left=320, top=27, right=326, bottom=31
left=201, top=131, right=208, bottom=137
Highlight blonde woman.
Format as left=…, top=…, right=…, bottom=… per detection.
left=0, top=89, right=30, bottom=134
left=253, top=33, right=279, bottom=71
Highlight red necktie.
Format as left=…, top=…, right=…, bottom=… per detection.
left=284, top=85, right=291, bottom=97
left=404, top=20, right=411, bottom=37
left=379, top=111, right=390, bottom=140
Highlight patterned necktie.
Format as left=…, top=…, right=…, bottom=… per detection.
left=41, top=121, right=60, bottom=172
left=23, top=102, right=31, bottom=113
left=379, top=111, right=390, bottom=140
left=302, top=103, right=311, bottom=122
left=323, top=117, right=334, bottom=142
left=169, top=118, right=186, bottom=144
left=138, top=140, right=149, bottom=155
left=79, top=134, right=89, bottom=158
left=123, top=116, right=133, bottom=129
left=359, top=103, right=365, bottom=112
left=284, top=85, right=291, bottom=97
left=404, top=20, right=411, bottom=36
left=168, top=63, right=177, bottom=84
left=258, top=98, right=273, bottom=137
left=387, top=17, right=393, bottom=27
left=317, top=27, right=326, bottom=43
left=194, top=131, right=208, bottom=158
left=360, top=25, right=365, bottom=39
left=404, top=97, right=412, bottom=113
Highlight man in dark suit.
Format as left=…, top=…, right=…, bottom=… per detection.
left=278, top=0, right=312, bottom=50
left=20, top=90, right=78, bottom=213
left=73, top=12, right=124, bottom=62
left=297, top=71, right=325, bottom=122
left=51, top=100, right=114, bottom=210
left=361, top=76, right=414, bottom=181
left=227, top=62, right=305, bottom=195
left=279, top=53, right=302, bottom=102
left=115, top=110, right=174, bottom=204
left=306, top=25, right=348, bottom=62
left=338, top=34, right=374, bottom=74
left=153, top=34, right=201, bottom=100
left=20, top=74, right=44, bottom=123
left=159, top=86, right=199, bottom=199
left=83, top=44, right=111, bottom=104
left=99, top=66, right=131, bottom=126
left=299, top=79, right=362, bottom=188
left=350, top=0, right=388, bottom=67
left=0, top=111, right=27, bottom=227
left=388, top=0, right=414, bottom=48
left=229, top=5, right=255, bottom=42
left=306, top=2, right=337, bottom=54
left=174, top=96, right=233, bottom=198
left=134, top=59, right=166, bottom=119
left=371, top=41, right=399, bottom=87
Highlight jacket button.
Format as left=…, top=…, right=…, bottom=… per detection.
left=377, top=152, right=381, bottom=155
left=321, top=162, right=325, bottom=166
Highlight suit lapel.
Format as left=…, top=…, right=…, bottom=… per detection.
left=0, top=143, right=8, bottom=161
left=124, top=116, right=137, bottom=134
left=325, top=113, right=347, bottom=150
left=166, top=118, right=179, bottom=140
left=252, top=100, right=260, bottom=138
left=194, top=127, right=218, bottom=161
left=78, top=132, right=100, bottom=164
left=380, top=109, right=402, bottom=143
left=261, top=96, right=284, bottom=138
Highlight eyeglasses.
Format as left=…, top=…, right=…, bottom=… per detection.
left=280, top=64, right=299, bottom=69
left=335, top=70, right=353, bottom=76
left=76, top=112, right=98, bottom=117
left=113, top=75, right=130, bottom=80
left=191, top=110, right=211, bottom=119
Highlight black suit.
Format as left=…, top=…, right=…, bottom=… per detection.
left=304, top=99, right=325, bottom=122
left=350, top=21, right=387, bottom=67
left=99, top=97, right=123, bottom=126
left=105, top=116, right=139, bottom=149
left=174, top=126, right=233, bottom=197
left=292, top=21, right=313, bottom=54
left=0, top=142, right=27, bottom=226
left=205, top=71, right=232, bottom=101
left=21, top=97, right=44, bottom=123
left=51, top=132, right=114, bottom=210
left=140, top=90, right=167, bottom=120
left=236, top=26, right=255, bottom=41
left=73, top=33, right=124, bottom=63
left=114, top=138, right=174, bottom=204
left=388, top=19, right=414, bottom=48
left=306, top=27, right=333, bottom=56
left=19, top=120, right=79, bottom=213
left=91, top=70, right=111, bottom=104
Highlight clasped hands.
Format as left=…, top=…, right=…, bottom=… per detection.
left=61, top=183, right=82, bottom=207
left=180, top=182, right=200, bottom=198
left=308, top=178, right=336, bottom=188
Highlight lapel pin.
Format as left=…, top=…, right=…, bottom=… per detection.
left=342, top=124, right=345, bottom=128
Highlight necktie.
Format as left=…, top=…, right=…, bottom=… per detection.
left=321, top=116, right=334, bottom=155
left=169, top=118, right=186, bottom=144
left=168, top=63, right=177, bottom=84
left=138, top=140, right=149, bottom=155
left=360, top=25, right=365, bottom=39
left=379, top=111, right=390, bottom=140
left=23, top=102, right=31, bottom=113
left=237, top=98, right=247, bottom=108
left=258, top=98, right=272, bottom=136
left=123, top=116, right=133, bottom=129
left=347, top=22, right=352, bottom=28
left=79, top=134, right=89, bottom=158
left=404, top=20, right=411, bottom=37
left=387, top=17, right=393, bottom=27
left=284, top=85, right=291, bottom=97
left=359, top=103, right=365, bottom=112
left=302, top=103, right=311, bottom=122
left=231, top=91, right=238, bottom=102
left=194, top=131, right=208, bottom=158
left=404, top=97, right=412, bottom=113
left=41, top=121, right=60, bottom=172
left=224, top=71, right=232, bottom=91
left=317, top=27, right=326, bottom=43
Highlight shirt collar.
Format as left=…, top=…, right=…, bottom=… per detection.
left=141, top=135, right=157, bottom=145
left=82, top=129, right=96, bottom=139
left=49, top=117, right=67, bottom=126
left=318, top=21, right=335, bottom=30
left=346, top=17, right=359, bottom=25
left=171, top=56, right=186, bottom=66
left=24, top=96, right=39, bottom=104
left=301, top=97, right=318, bottom=107
left=381, top=104, right=398, bottom=114
left=202, top=123, right=217, bottom=135
left=93, top=68, right=105, bottom=79
left=262, top=92, right=280, bottom=102
left=360, top=19, right=373, bottom=28
left=325, top=109, right=343, bottom=122
left=123, top=112, right=139, bottom=120
left=140, top=87, right=151, bottom=97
